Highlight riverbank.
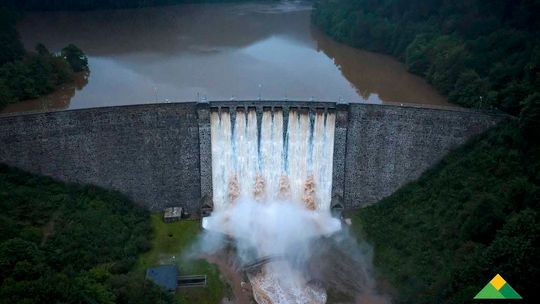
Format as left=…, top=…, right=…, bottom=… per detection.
left=0, top=72, right=88, bottom=114
left=0, top=7, right=89, bottom=110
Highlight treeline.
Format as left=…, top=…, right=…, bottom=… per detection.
left=0, top=165, right=173, bottom=304
left=0, top=0, right=259, bottom=11
left=314, top=2, right=540, bottom=302
left=355, top=101, right=540, bottom=303
left=312, top=0, right=540, bottom=115
left=0, top=8, right=88, bottom=109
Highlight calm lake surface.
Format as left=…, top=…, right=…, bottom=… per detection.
left=6, top=1, right=450, bottom=113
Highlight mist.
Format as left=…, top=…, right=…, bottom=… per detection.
left=185, top=107, right=390, bottom=303
left=184, top=193, right=390, bottom=303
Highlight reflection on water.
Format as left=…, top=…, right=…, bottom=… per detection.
left=5, top=1, right=450, bottom=113
left=2, top=73, right=88, bottom=113
left=312, top=29, right=449, bottom=106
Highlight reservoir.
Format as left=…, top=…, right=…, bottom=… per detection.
left=6, top=1, right=450, bottom=113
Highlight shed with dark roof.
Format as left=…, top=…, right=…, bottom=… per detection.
left=145, top=265, right=178, bottom=292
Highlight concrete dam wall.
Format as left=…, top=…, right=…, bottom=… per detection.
left=0, top=103, right=202, bottom=214
left=0, top=102, right=506, bottom=214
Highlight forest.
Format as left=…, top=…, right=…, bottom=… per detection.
left=312, top=0, right=540, bottom=115
left=0, top=165, right=173, bottom=304
left=355, top=116, right=540, bottom=303
left=0, top=0, right=538, bottom=303
left=0, top=8, right=88, bottom=109
left=312, top=0, right=540, bottom=302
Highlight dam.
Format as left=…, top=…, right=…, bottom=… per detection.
left=205, top=105, right=342, bottom=303
left=0, top=101, right=506, bottom=215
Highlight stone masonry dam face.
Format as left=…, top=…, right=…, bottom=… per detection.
left=0, top=102, right=506, bottom=215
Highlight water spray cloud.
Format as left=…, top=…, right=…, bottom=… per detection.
left=194, top=107, right=386, bottom=303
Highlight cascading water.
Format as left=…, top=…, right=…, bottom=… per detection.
left=205, top=107, right=341, bottom=303
left=210, top=108, right=336, bottom=210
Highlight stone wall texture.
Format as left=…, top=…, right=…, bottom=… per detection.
left=0, top=102, right=506, bottom=213
left=343, top=104, right=507, bottom=208
left=0, top=103, right=201, bottom=214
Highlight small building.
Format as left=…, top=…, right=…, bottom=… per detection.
left=146, top=265, right=178, bottom=292
left=163, top=207, right=183, bottom=223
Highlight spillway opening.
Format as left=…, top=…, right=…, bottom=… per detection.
left=210, top=106, right=336, bottom=210
left=204, top=106, right=341, bottom=303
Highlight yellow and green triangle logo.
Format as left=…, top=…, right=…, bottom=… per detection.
left=474, top=274, right=522, bottom=300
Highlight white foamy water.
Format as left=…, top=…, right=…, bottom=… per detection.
left=203, top=197, right=340, bottom=304
left=210, top=108, right=335, bottom=211
left=208, top=107, right=338, bottom=303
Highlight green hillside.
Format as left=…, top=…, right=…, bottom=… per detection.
left=0, top=164, right=173, bottom=304
left=313, top=1, right=540, bottom=302
left=353, top=119, right=540, bottom=303
left=312, top=0, right=540, bottom=115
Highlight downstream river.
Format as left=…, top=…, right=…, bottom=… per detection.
left=6, top=1, right=450, bottom=113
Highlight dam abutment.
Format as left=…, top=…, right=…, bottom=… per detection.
left=0, top=102, right=506, bottom=214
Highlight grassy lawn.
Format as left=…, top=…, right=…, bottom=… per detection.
left=137, top=214, right=227, bottom=304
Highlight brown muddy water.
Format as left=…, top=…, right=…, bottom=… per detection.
left=3, top=1, right=450, bottom=114
left=204, top=235, right=392, bottom=304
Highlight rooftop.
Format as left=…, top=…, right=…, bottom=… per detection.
left=146, top=264, right=178, bottom=291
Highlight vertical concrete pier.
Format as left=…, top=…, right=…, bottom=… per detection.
left=331, top=103, right=349, bottom=205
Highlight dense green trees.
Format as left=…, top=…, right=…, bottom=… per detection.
left=62, top=44, right=89, bottom=73
left=0, top=165, right=173, bottom=304
left=313, top=2, right=540, bottom=302
left=0, top=8, right=88, bottom=109
left=0, top=8, right=23, bottom=65
left=352, top=96, right=540, bottom=302
left=355, top=118, right=540, bottom=303
left=312, top=0, right=540, bottom=114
